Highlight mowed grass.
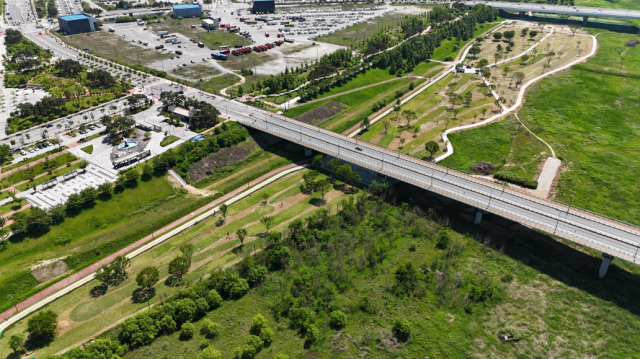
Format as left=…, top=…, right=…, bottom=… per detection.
left=517, top=29, right=640, bottom=224
left=576, top=0, right=640, bottom=10
left=0, top=173, right=202, bottom=314
left=55, top=30, right=171, bottom=66
left=307, top=67, right=399, bottom=101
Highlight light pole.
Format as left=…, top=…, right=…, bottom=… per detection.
left=149, top=224, right=154, bottom=239
left=8, top=295, right=18, bottom=312
left=144, top=293, right=150, bottom=309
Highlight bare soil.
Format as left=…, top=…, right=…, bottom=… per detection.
left=31, top=259, right=68, bottom=282
left=187, top=141, right=259, bottom=184
left=296, top=100, right=348, bottom=124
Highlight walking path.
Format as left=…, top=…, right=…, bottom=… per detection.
left=0, top=159, right=310, bottom=334
left=436, top=30, right=598, bottom=162
left=0, top=149, right=68, bottom=179
left=533, top=157, right=562, bottom=198
left=302, top=75, right=412, bottom=106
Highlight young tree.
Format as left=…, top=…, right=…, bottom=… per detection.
left=520, top=28, right=529, bottom=38
left=260, top=215, right=275, bottom=233
left=335, top=164, right=353, bottom=183
left=219, top=203, right=228, bottom=220
left=136, top=266, right=159, bottom=291
left=481, top=108, right=488, bottom=120
left=9, top=333, right=27, bottom=354
left=493, top=52, right=503, bottom=65
left=545, top=51, right=556, bottom=66
left=529, top=30, right=538, bottom=39
left=469, top=44, right=481, bottom=59
left=520, top=54, right=530, bottom=64
left=512, top=72, right=525, bottom=88
left=492, top=32, right=503, bottom=41
left=315, top=179, right=330, bottom=200
left=236, top=228, right=248, bottom=245
left=180, top=243, right=195, bottom=264
left=168, top=256, right=191, bottom=278
left=503, top=30, right=515, bottom=42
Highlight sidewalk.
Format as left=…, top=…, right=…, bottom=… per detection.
left=0, top=159, right=310, bottom=323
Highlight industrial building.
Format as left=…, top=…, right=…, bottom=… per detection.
left=252, top=0, right=275, bottom=14
left=172, top=4, right=203, bottom=18
left=202, top=17, right=219, bottom=30
left=58, top=13, right=97, bottom=35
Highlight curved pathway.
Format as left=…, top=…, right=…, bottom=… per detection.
left=301, top=75, right=414, bottom=106
left=436, top=30, right=598, bottom=162
left=0, top=160, right=310, bottom=334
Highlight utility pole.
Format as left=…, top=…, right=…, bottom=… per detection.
left=8, top=295, right=18, bottom=312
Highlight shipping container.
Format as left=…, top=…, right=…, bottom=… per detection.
left=284, top=37, right=294, bottom=43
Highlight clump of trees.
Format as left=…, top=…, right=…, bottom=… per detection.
left=160, top=91, right=221, bottom=131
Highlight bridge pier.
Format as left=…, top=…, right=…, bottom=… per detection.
left=583, top=16, right=589, bottom=25
left=519, top=11, right=525, bottom=17
left=474, top=210, right=483, bottom=224
left=599, top=254, right=614, bottom=278
left=304, top=148, right=312, bottom=157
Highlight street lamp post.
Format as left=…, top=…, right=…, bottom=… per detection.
left=149, top=224, right=154, bottom=239
left=8, top=295, right=18, bottom=312
left=144, top=293, right=150, bottom=309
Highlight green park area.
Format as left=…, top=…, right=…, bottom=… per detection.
left=4, top=167, right=640, bottom=358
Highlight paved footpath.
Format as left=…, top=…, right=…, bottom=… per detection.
left=0, top=159, right=310, bottom=324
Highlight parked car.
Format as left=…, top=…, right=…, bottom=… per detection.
left=46, top=142, right=53, bottom=147
left=20, top=150, right=27, bottom=155
left=28, top=148, right=34, bottom=153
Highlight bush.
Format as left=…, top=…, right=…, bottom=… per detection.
left=233, top=344, right=256, bottom=359
left=246, top=335, right=264, bottom=352
left=200, top=319, right=221, bottom=338
left=206, top=289, right=223, bottom=309
left=27, top=310, right=58, bottom=340
left=329, top=310, right=347, bottom=329
left=259, top=327, right=274, bottom=347
left=180, top=322, right=196, bottom=340
left=494, top=171, right=538, bottom=189
left=198, top=347, right=222, bottom=359
left=305, top=324, right=320, bottom=343
left=250, top=314, right=267, bottom=335
left=393, top=318, right=411, bottom=341
left=436, top=228, right=453, bottom=249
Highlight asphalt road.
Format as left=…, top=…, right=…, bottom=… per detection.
left=162, top=86, right=640, bottom=265
left=462, top=0, right=640, bottom=20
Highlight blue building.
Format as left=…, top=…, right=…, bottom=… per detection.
left=172, top=4, right=203, bottom=18
left=252, top=0, right=275, bottom=14
left=58, top=13, right=97, bottom=35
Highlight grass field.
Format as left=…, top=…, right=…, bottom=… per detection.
left=0, top=170, right=216, bottom=315
left=576, top=0, right=640, bottom=10
left=317, top=12, right=409, bottom=47
left=149, top=18, right=251, bottom=50
left=54, top=31, right=171, bottom=66
left=172, top=64, right=221, bottom=80
left=515, top=28, right=640, bottom=224
left=303, top=67, right=399, bottom=102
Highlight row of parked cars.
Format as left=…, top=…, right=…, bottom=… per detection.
left=19, top=141, right=54, bottom=156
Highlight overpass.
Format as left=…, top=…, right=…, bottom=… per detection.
left=210, top=98, right=640, bottom=277
left=461, top=0, right=640, bottom=22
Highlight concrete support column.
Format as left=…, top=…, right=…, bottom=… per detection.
left=583, top=16, right=589, bottom=25
left=599, top=254, right=614, bottom=278
left=474, top=210, right=483, bottom=224
left=304, top=148, right=312, bottom=157
left=519, top=11, right=525, bottom=17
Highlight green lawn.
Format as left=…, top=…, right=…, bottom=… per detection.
left=81, top=145, right=93, bottom=154
left=303, top=68, right=399, bottom=102
left=13, top=161, right=86, bottom=191
left=514, top=28, right=640, bottom=224
left=1, top=147, right=67, bottom=172
left=160, top=135, right=180, bottom=147
left=1, top=153, right=78, bottom=188
left=576, top=0, right=640, bottom=10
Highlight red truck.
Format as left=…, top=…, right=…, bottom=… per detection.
left=221, top=49, right=230, bottom=54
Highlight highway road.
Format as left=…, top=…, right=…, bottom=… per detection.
left=462, top=0, right=640, bottom=20
left=163, top=87, right=640, bottom=267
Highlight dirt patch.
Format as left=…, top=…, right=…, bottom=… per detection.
left=469, top=161, right=496, bottom=175
left=188, top=140, right=259, bottom=184
left=625, top=39, right=640, bottom=48
left=296, top=100, right=348, bottom=124
left=31, top=259, right=68, bottom=282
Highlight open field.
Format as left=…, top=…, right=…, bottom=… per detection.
left=515, top=28, right=640, bottom=225
left=301, top=67, right=399, bottom=103
left=317, top=12, right=409, bottom=48
left=172, top=64, right=221, bottom=80
left=432, top=21, right=505, bottom=61
left=54, top=30, right=172, bottom=66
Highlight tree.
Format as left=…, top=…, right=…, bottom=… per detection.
left=569, top=26, right=578, bottom=37
left=393, top=318, right=411, bottom=341
left=312, top=154, right=323, bottom=168
left=236, top=228, right=248, bottom=245
left=335, top=164, right=352, bottom=183
left=546, top=51, right=556, bottom=67
left=180, top=322, right=195, bottom=340
left=219, top=203, right=228, bottom=220
left=424, top=141, right=439, bottom=159
left=169, top=256, right=191, bottom=279
left=136, top=266, right=159, bottom=291
left=9, top=333, right=27, bottom=354
left=503, top=30, right=515, bottom=42
left=469, top=44, right=481, bottom=59
left=0, top=144, right=11, bottom=163
left=481, top=108, right=488, bottom=119
left=327, top=158, right=341, bottom=178
left=529, top=30, right=538, bottom=39
left=27, top=310, right=58, bottom=340
left=180, top=243, right=195, bottom=264
left=512, top=72, right=525, bottom=88
left=521, top=54, right=530, bottom=64
left=492, top=32, right=503, bottom=41
left=493, top=52, right=503, bottom=65
left=55, top=59, right=83, bottom=77
left=315, top=179, right=330, bottom=200
left=520, top=28, right=528, bottom=38
left=260, top=215, right=275, bottom=233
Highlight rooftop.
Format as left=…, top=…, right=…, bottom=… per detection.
left=173, top=4, right=201, bottom=9
left=58, top=13, right=93, bottom=21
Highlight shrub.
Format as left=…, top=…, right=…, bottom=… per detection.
left=329, top=310, right=347, bottom=329
left=200, top=319, right=221, bottom=338
left=250, top=314, right=268, bottom=335
left=233, top=344, right=256, bottom=359
left=246, top=335, right=264, bottom=352
left=27, top=310, right=58, bottom=340
left=199, top=347, right=222, bottom=359
left=206, top=289, right=223, bottom=309
left=493, top=172, right=538, bottom=189
left=180, top=322, right=196, bottom=340
left=393, top=318, right=411, bottom=341
left=305, top=324, right=320, bottom=343
left=437, top=228, right=453, bottom=249
left=199, top=339, right=210, bottom=349
left=259, top=327, right=274, bottom=346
